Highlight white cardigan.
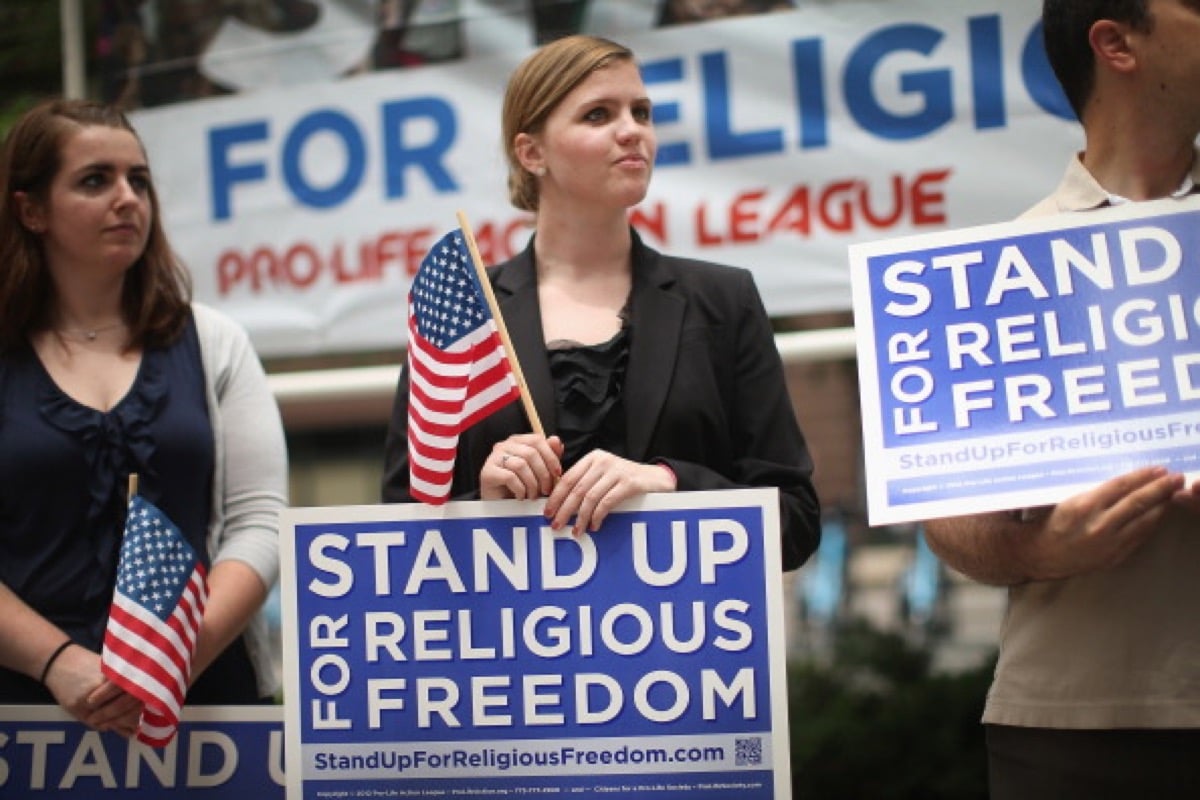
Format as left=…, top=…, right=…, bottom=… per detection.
left=194, top=303, right=288, bottom=698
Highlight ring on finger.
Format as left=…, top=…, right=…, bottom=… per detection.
left=500, top=453, right=512, bottom=468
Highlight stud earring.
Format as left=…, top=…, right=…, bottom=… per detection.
left=533, top=166, right=545, bottom=177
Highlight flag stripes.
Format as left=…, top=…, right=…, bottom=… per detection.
left=406, top=228, right=519, bottom=503
left=101, top=495, right=208, bottom=748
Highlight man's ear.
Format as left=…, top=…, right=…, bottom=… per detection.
left=12, top=191, right=46, bottom=233
left=1089, top=19, right=1138, bottom=75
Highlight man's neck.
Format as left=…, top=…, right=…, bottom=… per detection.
left=1080, top=111, right=1197, bottom=201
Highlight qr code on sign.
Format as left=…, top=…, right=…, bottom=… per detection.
left=735, top=736, right=763, bottom=766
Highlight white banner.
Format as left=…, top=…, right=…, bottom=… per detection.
left=131, top=0, right=1080, bottom=358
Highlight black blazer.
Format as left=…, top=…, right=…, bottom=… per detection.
left=383, top=232, right=820, bottom=570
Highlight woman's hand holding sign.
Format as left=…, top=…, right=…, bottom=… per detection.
left=481, top=435, right=678, bottom=536
left=544, top=450, right=678, bottom=536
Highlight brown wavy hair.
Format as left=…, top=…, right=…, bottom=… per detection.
left=0, top=98, right=191, bottom=354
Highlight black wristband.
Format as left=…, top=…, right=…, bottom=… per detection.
left=39, top=640, right=74, bottom=686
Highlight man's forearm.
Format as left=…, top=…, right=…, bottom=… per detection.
left=923, top=512, right=1041, bottom=586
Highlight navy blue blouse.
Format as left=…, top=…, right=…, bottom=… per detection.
left=0, top=318, right=214, bottom=701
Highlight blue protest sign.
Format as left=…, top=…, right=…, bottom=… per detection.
left=851, top=195, right=1200, bottom=523
left=0, top=706, right=283, bottom=796
left=278, top=490, right=790, bottom=799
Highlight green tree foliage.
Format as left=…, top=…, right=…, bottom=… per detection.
left=0, top=1, right=96, bottom=132
left=790, top=621, right=994, bottom=799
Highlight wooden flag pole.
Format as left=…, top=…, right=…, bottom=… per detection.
left=456, top=210, right=546, bottom=438
left=127, top=473, right=139, bottom=504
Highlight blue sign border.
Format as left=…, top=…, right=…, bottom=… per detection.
left=278, top=490, right=789, bottom=799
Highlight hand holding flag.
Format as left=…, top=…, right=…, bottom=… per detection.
left=101, top=493, right=208, bottom=747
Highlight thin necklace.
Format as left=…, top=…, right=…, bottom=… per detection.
left=55, top=321, right=126, bottom=342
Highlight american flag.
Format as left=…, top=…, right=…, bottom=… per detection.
left=407, top=228, right=519, bottom=503
left=101, top=494, right=208, bottom=747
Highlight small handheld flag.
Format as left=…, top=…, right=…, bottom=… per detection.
left=101, top=493, right=208, bottom=747
left=407, top=227, right=521, bottom=503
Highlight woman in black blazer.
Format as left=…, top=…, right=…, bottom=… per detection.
left=383, top=34, right=820, bottom=570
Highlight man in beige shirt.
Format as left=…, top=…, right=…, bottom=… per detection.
left=924, top=1, right=1200, bottom=797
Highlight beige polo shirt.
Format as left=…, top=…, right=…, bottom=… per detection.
left=983, top=150, right=1200, bottom=729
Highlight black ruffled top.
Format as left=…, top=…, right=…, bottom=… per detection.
left=547, top=325, right=631, bottom=469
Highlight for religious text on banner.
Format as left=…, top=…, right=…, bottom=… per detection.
left=278, top=490, right=791, bottom=799
left=850, top=195, right=1200, bottom=525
